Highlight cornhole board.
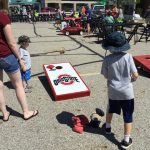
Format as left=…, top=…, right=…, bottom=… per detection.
left=43, top=63, right=90, bottom=101
left=133, top=55, right=150, bottom=74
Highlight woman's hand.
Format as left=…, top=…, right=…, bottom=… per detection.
left=18, top=59, right=26, bottom=72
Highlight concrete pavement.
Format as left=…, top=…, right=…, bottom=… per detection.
left=0, top=22, right=150, bottom=150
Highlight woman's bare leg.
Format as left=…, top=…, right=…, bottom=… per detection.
left=7, top=70, right=38, bottom=119
left=87, top=23, right=91, bottom=35
left=0, top=70, right=10, bottom=120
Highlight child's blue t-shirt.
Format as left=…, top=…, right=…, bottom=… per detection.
left=101, top=52, right=137, bottom=100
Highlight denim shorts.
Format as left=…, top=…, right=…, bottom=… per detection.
left=21, top=68, right=31, bottom=81
left=108, top=99, right=134, bottom=123
left=0, top=54, right=19, bottom=74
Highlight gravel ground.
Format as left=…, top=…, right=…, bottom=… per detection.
left=0, top=22, right=150, bottom=150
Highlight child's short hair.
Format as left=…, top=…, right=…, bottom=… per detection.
left=17, top=35, right=31, bottom=45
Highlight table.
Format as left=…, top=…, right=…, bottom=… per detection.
left=101, top=22, right=143, bottom=43
left=138, top=24, right=150, bottom=42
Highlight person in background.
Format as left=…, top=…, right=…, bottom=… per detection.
left=117, top=5, right=124, bottom=23
left=17, top=35, right=32, bottom=93
left=0, top=0, right=38, bottom=121
left=81, top=10, right=87, bottom=31
left=27, top=12, right=32, bottom=23
left=61, top=10, right=66, bottom=20
left=81, top=5, right=86, bottom=14
left=103, top=11, right=115, bottom=33
left=105, top=5, right=111, bottom=15
left=111, top=4, right=119, bottom=19
left=73, top=11, right=79, bottom=18
left=22, top=6, right=27, bottom=16
left=70, top=9, right=74, bottom=17
left=101, top=32, right=139, bottom=149
left=85, top=6, right=92, bottom=35
left=104, top=11, right=114, bottom=24
left=144, top=5, right=150, bottom=24
left=34, top=10, right=39, bottom=22
left=55, top=7, right=62, bottom=29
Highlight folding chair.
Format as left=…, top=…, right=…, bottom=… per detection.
left=97, top=21, right=107, bottom=41
left=139, top=24, right=150, bottom=42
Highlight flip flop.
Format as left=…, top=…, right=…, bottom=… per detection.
left=24, top=110, right=39, bottom=120
left=3, top=112, right=11, bottom=122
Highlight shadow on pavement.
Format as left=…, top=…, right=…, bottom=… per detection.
left=0, top=105, right=23, bottom=120
left=137, top=68, right=150, bottom=78
left=83, top=34, right=98, bottom=38
left=85, top=123, right=124, bottom=150
left=31, top=39, right=71, bottom=43
left=4, top=81, right=14, bottom=89
left=93, top=40, right=103, bottom=44
left=56, top=111, right=74, bottom=128
left=38, top=76, right=55, bottom=101
left=56, top=111, right=124, bottom=150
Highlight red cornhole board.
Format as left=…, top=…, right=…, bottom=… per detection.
left=43, top=63, right=90, bottom=101
left=133, top=55, right=150, bottom=74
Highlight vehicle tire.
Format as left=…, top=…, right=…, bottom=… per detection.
left=65, top=31, right=69, bottom=36
left=80, top=31, right=83, bottom=36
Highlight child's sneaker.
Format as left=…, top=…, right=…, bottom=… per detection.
left=121, top=138, right=132, bottom=149
left=105, top=127, right=111, bottom=134
left=102, top=123, right=111, bottom=134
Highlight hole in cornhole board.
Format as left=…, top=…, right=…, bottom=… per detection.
left=47, top=65, right=55, bottom=69
left=38, top=76, right=55, bottom=101
left=56, top=66, right=62, bottom=69
left=145, top=57, right=150, bottom=60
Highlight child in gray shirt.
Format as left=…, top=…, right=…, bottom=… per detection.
left=101, top=32, right=138, bottom=149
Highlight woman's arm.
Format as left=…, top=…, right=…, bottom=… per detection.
left=3, top=24, right=26, bottom=71
left=3, top=24, right=21, bottom=60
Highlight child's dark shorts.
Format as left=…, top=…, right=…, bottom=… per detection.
left=108, top=99, right=134, bottom=123
left=21, top=68, right=31, bottom=81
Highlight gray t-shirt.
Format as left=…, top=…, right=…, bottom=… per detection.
left=101, top=52, right=137, bottom=100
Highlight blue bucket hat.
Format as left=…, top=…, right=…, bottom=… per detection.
left=102, top=32, right=130, bottom=53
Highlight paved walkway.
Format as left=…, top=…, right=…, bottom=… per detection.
left=0, top=22, right=150, bottom=150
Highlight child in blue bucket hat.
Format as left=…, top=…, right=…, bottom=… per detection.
left=101, top=31, right=139, bottom=149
